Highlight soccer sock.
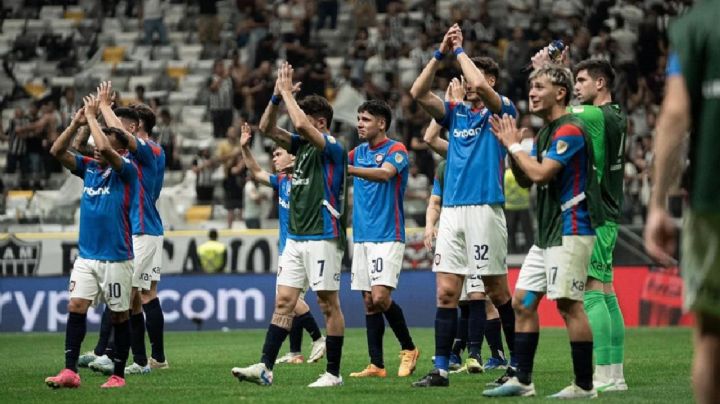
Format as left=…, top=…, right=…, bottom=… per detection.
left=383, top=301, right=415, bottom=351
left=297, top=311, right=323, bottom=341
left=514, top=332, right=539, bottom=385
left=571, top=341, right=594, bottom=391
left=112, top=319, right=131, bottom=379
left=366, top=312, right=385, bottom=368
left=94, top=306, right=112, bottom=356
left=496, top=299, right=516, bottom=361
left=605, top=293, right=625, bottom=366
left=143, top=297, right=166, bottom=362
left=325, top=335, right=344, bottom=377
left=64, top=312, right=87, bottom=372
left=485, top=318, right=505, bottom=360
left=260, top=324, right=290, bottom=370
left=130, top=312, right=148, bottom=366
left=584, top=290, right=612, bottom=366
left=451, top=304, right=469, bottom=357
left=288, top=316, right=303, bottom=353
left=467, top=300, right=486, bottom=359
left=434, top=307, right=457, bottom=372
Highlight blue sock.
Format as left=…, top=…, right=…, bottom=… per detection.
left=288, top=316, right=303, bottom=353
left=94, top=306, right=111, bottom=356
left=260, top=324, right=289, bottom=370
left=65, top=312, right=87, bottom=372
left=326, top=335, right=344, bottom=377
left=467, top=300, right=486, bottom=359
left=434, top=307, right=457, bottom=371
left=366, top=313, right=385, bottom=368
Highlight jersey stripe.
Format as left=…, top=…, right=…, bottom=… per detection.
left=387, top=142, right=407, bottom=155
left=553, top=124, right=583, bottom=139
left=348, top=149, right=355, bottom=165
left=122, top=182, right=133, bottom=259
left=572, top=155, right=580, bottom=234
left=394, top=174, right=401, bottom=240
left=325, top=161, right=338, bottom=237
left=137, top=161, right=145, bottom=234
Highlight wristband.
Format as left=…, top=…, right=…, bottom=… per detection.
left=433, top=50, right=444, bottom=61
left=270, top=95, right=281, bottom=105
left=453, top=47, right=465, bottom=56
left=508, top=143, right=523, bottom=155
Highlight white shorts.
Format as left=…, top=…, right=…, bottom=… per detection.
left=69, top=257, right=133, bottom=312
left=132, top=235, right=163, bottom=290
left=276, top=254, right=307, bottom=300
left=460, top=271, right=486, bottom=301
left=515, top=236, right=596, bottom=301
left=351, top=242, right=404, bottom=291
left=432, top=205, right=507, bottom=277
left=278, top=239, right=342, bottom=291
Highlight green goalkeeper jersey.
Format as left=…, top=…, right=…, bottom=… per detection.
left=570, top=104, right=627, bottom=223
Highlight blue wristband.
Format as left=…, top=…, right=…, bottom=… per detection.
left=270, top=95, right=281, bottom=105
left=453, top=47, right=465, bottom=56
left=433, top=50, right=444, bottom=61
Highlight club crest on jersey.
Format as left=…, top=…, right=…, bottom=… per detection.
left=502, top=96, right=511, bottom=106
left=101, top=167, right=112, bottom=178
left=556, top=140, right=568, bottom=155
left=394, top=153, right=404, bottom=164
left=375, top=154, right=384, bottom=165
left=327, top=135, right=337, bottom=144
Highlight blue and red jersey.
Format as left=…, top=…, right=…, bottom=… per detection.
left=439, top=96, right=517, bottom=207
left=127, top=137, right=165, bottom=236
left=72, top=154, right=138, bottom=261
left=532, top=124, right=594, bottom=236
left=269, top=172, right=291, bottom=255
left=349, top=138, right=409, bottom=243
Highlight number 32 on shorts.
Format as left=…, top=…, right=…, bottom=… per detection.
left=474, top=244, right=489, bottom=261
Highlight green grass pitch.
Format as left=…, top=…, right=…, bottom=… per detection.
left=0, top=327, right=693, bottom=403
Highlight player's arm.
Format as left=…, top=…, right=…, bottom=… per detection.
left=276, top=62, right=328, bottom=150
left=450, top=27, right=502, bottom=114
left=239, top=122, right=271, bottom=186
left=84, top=95, right=125, bottom=171
left=71, top=125, right=94, bottom=156
left=644, top=61, right=689, bottom=265
left=424, top=193, right=442, bottom=251
left=49, top=109, right=86, bottom=171
left=96, top=81, right=139, bottom=152
left=491, top=114, right=562, bottom=185
left=423, top=119, right=448, bottom=157
left=409, top=27, right=456, bottom=122
left=258, top=71, right=302, bottom=150
left=348, top=161, right=397, bottom=182
left=509, top=156, right=533, bottom=188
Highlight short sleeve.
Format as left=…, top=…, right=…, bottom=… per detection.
left=116, top=157, right=139, bottom=183
left=71, top=155, right=93, bottom=178
left=269, top=174, right=279, bottom=190
left=322, top=134, right=345, bottom=163
left=134, top=137, right=162, bottom=165
left=530, top=141, right=537, bottom=157
left=348, top=148, right=356, bottom=166
left=385, top=143, right=409, bottom=173
left=666, top=51, right=682, bottom=77
left=431, top=176, right=442, bottom=197
left=289, top=133, right=304, bottom=155
left=498, top=93, right=518, bottom=117
left=439, top=101, right=461, bottom=129
left=544, top=124, right=585, bottom=166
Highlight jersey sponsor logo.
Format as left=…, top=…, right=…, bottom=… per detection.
left=278, top=197, right=290, bottom=210
left=327, top=135, right=337, bottom=144
left=84, top=186, right=111, bottom=196
left=556, top=140, right=568, bottom=155
left=291, top=177, right=310, bottom=186
left=394, top=153, right=404, bottom=164
left=138, top=138, right=146, bottom=146
left=375, top=153, right=384, bottom=165
left=452, top=127, right=483, bottom=138
left=571, top=106, right=585, bottom=113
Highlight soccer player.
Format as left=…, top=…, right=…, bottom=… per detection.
left=231, top=62, right=347, bottom=387
left=45, top=95, right=138, bottom=389
left=572, top=59, right=628, bottom=391
left=483, top=64, right=603, bottom=398
left=423, top=83, right=510, bottom=374
left=645, top=4, right=720, bottom=403
left=238, top=121, right=327, bottom=365
left=346, top=100, right=419, bottom=379
left=409, top=24, right=517, bottom=387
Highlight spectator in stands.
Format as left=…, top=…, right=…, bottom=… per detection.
left=59, top=87, right=80, bottom=128
left=504, top=165, right=534, bottom=254
left=217, top=125, right=245, bottom=229
left=192, top=147, right=216, bottom=204
left=504, top=27, right=531, bottom=102
left=197, top=0, right=220, bottom=46
left=229, top=50, right=249, bottom=112
left=400, top=97, right=434, bottom=182
left=155, top=109, right=180, bottom=170
left=2, top=107, right=30, bottom=175
left=405, top=157, right=430, bottom=227
left=316, top=0, right=338, bottom=30
left=241, top=60, right=274, bottom=122
left=134, top=85, right=146, bottom=105
left=140, top=0, right=169, bottom=45
left=209, top=59, right=235, bottom=138
left=242, top=174, right=268, bottom=229
left=197, top=229, right=227, bottom=273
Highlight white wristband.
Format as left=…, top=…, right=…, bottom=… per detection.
left=508, top=143, right=523, bottom=155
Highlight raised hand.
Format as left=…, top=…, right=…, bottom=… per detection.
left=489, top=114, right=524, bottom=147
left=73, top=107, right=87, bottom=125
left=445, top=77, right=465, bottom=102
left=449, top=24, right=463, bottom=51
left=96, top=81, right=115, bottom=108
left=240, top=121, right=252, bottom=147
left=83, top=95, right=100, bottom=119
left=439, top=24, right=460, bottom=54
left=531, top=47, right=551, bottom=70
left=276, top=62, right=295, bottom=95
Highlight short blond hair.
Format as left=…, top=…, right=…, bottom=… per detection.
left=529, top=64, right=574, bottom=106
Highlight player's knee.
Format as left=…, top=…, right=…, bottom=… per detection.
left=67, top=299, right=88, bottom=314
left=555, top=299, right=582, bottom=320
left=436, top=286, right=459, bottom=307
left=372, top=294, right=391, bottom=312
left=316, top=292, right=340, bottom=316
left=512, top=292, right=539, bottom=317
left=274, top=295, right=295, bottom=314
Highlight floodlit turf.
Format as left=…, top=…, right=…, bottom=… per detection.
left=0, top=327, right=693, bottom=403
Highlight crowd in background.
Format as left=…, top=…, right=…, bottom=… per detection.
left=0, top=0, right=692, bottom=232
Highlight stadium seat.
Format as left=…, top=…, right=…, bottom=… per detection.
left=185, top=205, right=213, bottom=222
left=180, top=105, right=207, bottom=123
left=115, top=60, right=141, bottom=76
left=102, top=46, right=126, bottom=64
left=50, top=76, right=76, bottom=88
left=140, top=59, right=166, bottom=75
left=178, top=45, right=203, bottom=61
left=191, top=59, right=215, bottom=76
left=64, top=7, right=86, bottom=22
left=167, top=61, right=189, bottom=80
left=39, top=6, right=64, bottom=20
